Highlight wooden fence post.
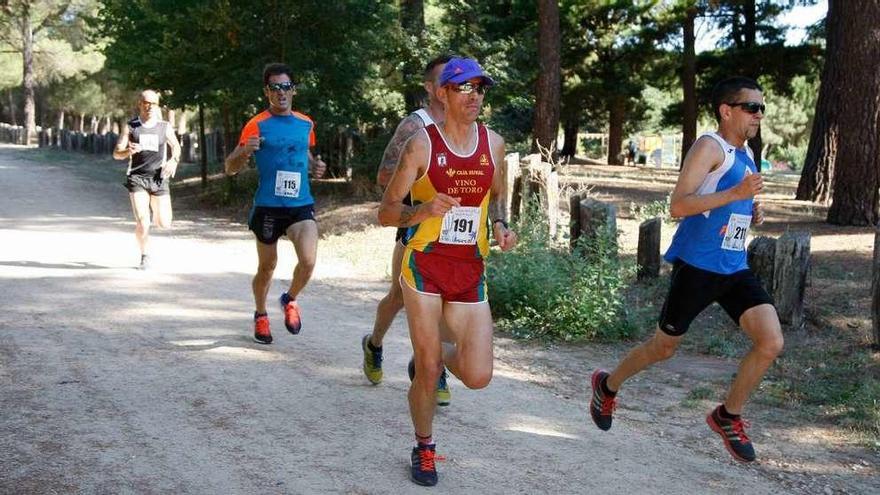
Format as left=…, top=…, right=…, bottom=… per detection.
left=773, top=231, right=811, bottom=329
left=747, top=236, right=777, bottom=295
left=578, top=198, right=617, bottom=258
left=569, top=192, right=583, bottom=251
left=503, top=152, right=520, bottom=222
left=637, top=217, right=661, bottom=280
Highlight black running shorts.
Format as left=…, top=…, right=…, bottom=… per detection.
left=657, top=260, right=775, bottom=336
left=125, top=171, right=169, bottom=196
left=248, top=205, right=316, bottom=244
left=395, top=192, right=413, bottom=243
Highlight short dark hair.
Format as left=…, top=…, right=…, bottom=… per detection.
left=711, top=77, right=763, bottom=121
left=423, top=55, right=453, bottom=82
left=263, top=63, right=295, bottom=86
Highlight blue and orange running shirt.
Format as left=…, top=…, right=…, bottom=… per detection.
left=405, top=123, right=496, bottom=259
left=238, top=110, right=317, bottom=208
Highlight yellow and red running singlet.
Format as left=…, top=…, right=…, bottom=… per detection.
left=405, top=123, right=495, bottom=259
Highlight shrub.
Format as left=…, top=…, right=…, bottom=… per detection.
left=487, top=201, right=636, bottom=341
left=630, top=195, right=671, bottom=224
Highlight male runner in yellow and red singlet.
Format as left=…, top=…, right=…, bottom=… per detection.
left=361, top=55, right=454, bottom=407
left=379, top=57, right=517, bottom=487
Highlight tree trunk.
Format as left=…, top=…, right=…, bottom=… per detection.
left=178, top=110, right=189, bottom=134
left=532, top=0, right=561, bottom=154
left=400, top=0, right=425, bottom=113
left=7, top=89, right=17, bottom=125
left=797, top=0, right=843, bottom=203
left=21, top=5, right=36, bottom=145
left=78, top=114, right=85, bottom=133
left=560, top=118, right=578, bottom=158
left=57, top=110, right=64, bottom=130
left=198, top=102, right=208, bottom=189
left=826, top=0, right=880, bottom=226
left=680, top=5, right=697, bottom=169
left=607, top=97, right=625, bottom=165
left=742, top=0, right=762, bottom=165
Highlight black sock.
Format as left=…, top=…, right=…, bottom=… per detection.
left=719, top=404, right=740, bottom=420
left=254, top=311, right=268, bottom=319
left=367, top=339, right=382, bottom=351
left=600, top=375, right=617, bottom=397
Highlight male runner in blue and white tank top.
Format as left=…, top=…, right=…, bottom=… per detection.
left=588, top=77, right=783, bottom=463
left=361, top=55, right=454, bottom=406
left=113, top=90, right=182, bottom=270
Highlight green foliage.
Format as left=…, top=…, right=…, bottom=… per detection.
left=630, top=195, right=671, bottom=224
left=760, top=344, right=880, bottom=441
left=763, top=75, right=819, bottom=169
left=488, top=201, right=636, bottom=342
left=485, top=95, right=534, bottom=154
left=580, top=136, right=605, bottom=159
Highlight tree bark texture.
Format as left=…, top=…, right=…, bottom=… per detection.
left=796, top=0, right=843, bottom=203
left=560, top=118, right=578, bottom=158
left=607, top=96, right=625, bottom=165
left=826, top=0, right=880, bottom=225
left=400, top=0, right=425, bottom=113
left=533, top=0, right=561, bottom=153
left=21, top=4, right=36, bottom=145
left=680, top=5, right=697, bottom=170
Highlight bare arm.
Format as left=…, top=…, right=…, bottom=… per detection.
left=112, top=124, right=131, bottom=160
left=225, top=137, right=259, bottom=176
left=308, top=150, right=326, bottom=178
left=487, top=131, right=517, bottom=251
left=378, top=133, right=460, bottom=227
left=669, top=137, right=763, bottom=218
left=161, top=124, right=182, bottom=178
left=376, top=114, right=424, bottom=187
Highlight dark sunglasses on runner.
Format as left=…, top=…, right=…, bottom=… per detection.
left=726, top=101, right=765, bottom=114
left=450, top=82, right=489, bottom=95
left=266, top=82, right=296, bottom=92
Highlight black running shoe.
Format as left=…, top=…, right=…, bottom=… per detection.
left=706, top=406, right=756, bottom=462
left=410, top=444, right=438, bottom=486
left=589, top=369, right=617, bottom=431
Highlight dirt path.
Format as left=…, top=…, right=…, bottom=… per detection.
left=0, top=145, right=862, bottom=494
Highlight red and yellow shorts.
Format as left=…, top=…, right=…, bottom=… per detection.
left=400, top=248, right=487, bottom=304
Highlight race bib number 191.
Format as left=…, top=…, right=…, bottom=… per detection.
left=440, top=206, right=481, bottom=245
left=721, top=213, right=751, bottom=251
left=274, top=171, right=301, bottom=198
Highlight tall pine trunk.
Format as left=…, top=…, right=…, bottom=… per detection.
left=400, top=0, right=425, bottom=113
left=826, top=0, right=880, bottom=225
left=680, top=5, right=697, bottom=169
left=532, top=0, right=561, bottom=154
left=21, top=6, right=36, bottom=145
left=607, top=97, right=626, bottom=165
left=560, top=119, right=578, bottom=158
left=796, top=0, right=843, bottom=203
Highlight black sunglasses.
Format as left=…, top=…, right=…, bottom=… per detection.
left=726, top=101, right=765, bottom=114
left=450, top=82, right=489, bottom=95
left=266, top=82, right=296, bottom=92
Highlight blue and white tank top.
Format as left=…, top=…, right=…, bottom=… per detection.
left=663, top=132, right=757, bottom=274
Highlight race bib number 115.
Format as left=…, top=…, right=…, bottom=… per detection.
left=274, top=171, right=301, bottom=198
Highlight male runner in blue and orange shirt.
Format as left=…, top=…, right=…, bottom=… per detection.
left=225, top=63, right=327, bottom=344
